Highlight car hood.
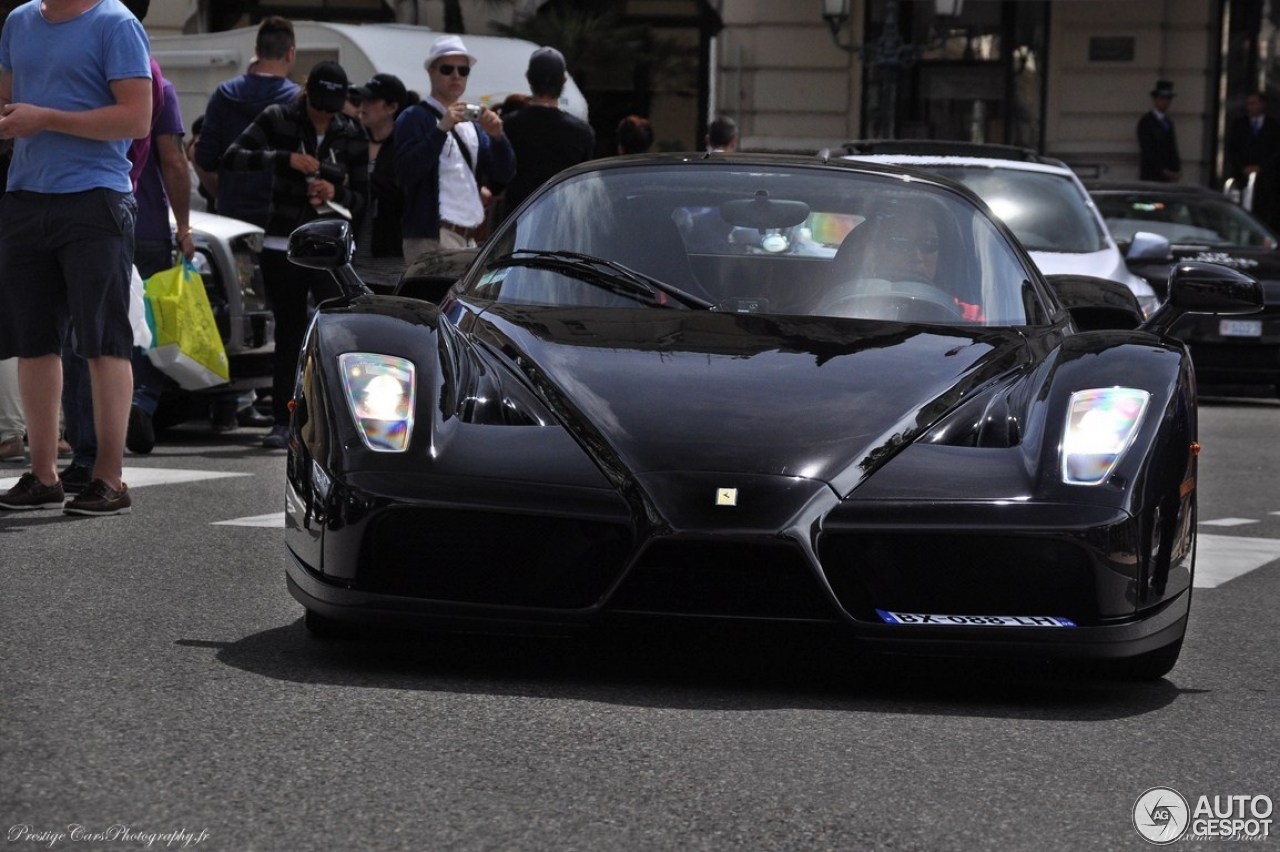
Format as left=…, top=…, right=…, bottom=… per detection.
left=473, top=306, right=1031, bottom=496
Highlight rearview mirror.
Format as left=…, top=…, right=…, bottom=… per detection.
left=1140, top=261, right=1262, bottom=336
left=720, top=190, right=811, bottom=231
left=287, top=219, right=370, bottom=298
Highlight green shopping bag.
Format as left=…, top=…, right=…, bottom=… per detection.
left=143, top=259, right=230, bottom=390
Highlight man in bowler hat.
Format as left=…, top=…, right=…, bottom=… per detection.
left=1137, top=79, right=1182, bottom=182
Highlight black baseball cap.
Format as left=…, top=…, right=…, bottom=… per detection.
left=351, top=73, right=408, bottom=106
left=527, top=46, right=566, bottom=90
left=306, top=60, right=349, bottom=113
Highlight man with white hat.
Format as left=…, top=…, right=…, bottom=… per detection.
left=394, top=34, right=515, bottom=261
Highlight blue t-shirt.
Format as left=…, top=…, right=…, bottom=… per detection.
left=0, top=0, right=151, bottom=194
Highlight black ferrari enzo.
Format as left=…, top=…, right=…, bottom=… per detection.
left=282, top=154, right=1262, bottom=679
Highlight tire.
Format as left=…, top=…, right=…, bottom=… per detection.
left=303, top=608, right=357, bottom=640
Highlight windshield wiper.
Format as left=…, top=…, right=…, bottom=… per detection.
left=487, top=249, right=714, bottom=310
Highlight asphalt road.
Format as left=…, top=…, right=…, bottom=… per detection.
left=2, top=396, right=1277, bottom=852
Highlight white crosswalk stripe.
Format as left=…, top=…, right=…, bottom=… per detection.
left=214, top=512, right=286, bottom=528
left=1195, top=534, right=1280, bottom=588
left=0, top=467, right=250, bottom=491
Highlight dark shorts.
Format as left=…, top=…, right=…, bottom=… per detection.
left=0, top=188, right=136, bottom=360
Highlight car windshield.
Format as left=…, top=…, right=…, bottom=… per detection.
left=464, top=164, right=1049, bottom=326
left=927, top=166, right=1109, bottom=254
left=1091, top=191, right=1279, bottom=249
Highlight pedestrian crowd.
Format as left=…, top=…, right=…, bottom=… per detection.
left=0, top=2, right=689, bottom=517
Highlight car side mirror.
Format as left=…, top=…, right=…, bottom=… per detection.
left=1126, top=230, right=1172, bottom=261
left=1140, top=261, right=1262, bottom=336
left=287, top=218, right=370, bottom=298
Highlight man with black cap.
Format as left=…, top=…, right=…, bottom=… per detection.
left=394, top=34, right=515, bottom=261
left=497, top=46, right=595, bottom=222
left=1137, top=79, right=1182, bottom=182
left=223, top=60, right=368, bottom=449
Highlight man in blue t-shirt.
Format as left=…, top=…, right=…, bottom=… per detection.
left=0, top=0, right=152, bottom=516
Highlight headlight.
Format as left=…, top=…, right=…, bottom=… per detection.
left=339, top=353, right=416, bottom=452
left=1061, top=388, right=1150, bottom=485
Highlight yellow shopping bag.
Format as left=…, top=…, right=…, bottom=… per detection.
left=143, top=260, right=230, bottom=390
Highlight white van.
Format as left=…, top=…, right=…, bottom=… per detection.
left=151, top=21, right=589, bottom=133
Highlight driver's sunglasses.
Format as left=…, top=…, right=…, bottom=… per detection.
left=436, top=63, right=471, bottom=78
left=887, top=236, right=939, bottom=255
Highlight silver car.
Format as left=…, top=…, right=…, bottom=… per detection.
left=840, top=141, right=1163, bottom=316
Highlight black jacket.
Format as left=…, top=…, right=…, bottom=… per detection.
left=223, top=98, right=368, bottom=239
left=1136, top=111, right=1181, bottom=182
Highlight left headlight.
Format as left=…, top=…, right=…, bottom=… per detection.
left=339, top=353, right=416, bottom=452
left=1061, top=388, right=1150, bottom=485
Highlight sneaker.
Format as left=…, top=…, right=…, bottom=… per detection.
left=0, top=437, right=26, bottom=464
left=262, top=424, right=290, bottom=450
left=63, top=479, right=131, bottom=516
left=0, top=472, right=65, bottom=510
left=237, top=406, right=274, bottom=428
left=57, top=438, right=73, bottom=458
left=59, top=462, right=94, bottom=495
left=126, top=405, right=156, bottom=454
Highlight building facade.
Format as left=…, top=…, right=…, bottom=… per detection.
left=45, top=0, right=1273, bottom=187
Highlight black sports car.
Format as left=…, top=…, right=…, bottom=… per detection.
left=1088, top=180, right=1280, bottom=393
left=282, top=154, right=1262, bottom=680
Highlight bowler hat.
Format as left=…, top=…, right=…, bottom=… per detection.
left=1150, top=79, right=1176, bottom=98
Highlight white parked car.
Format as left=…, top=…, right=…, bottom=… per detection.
left=154, top=210, right=273, bottom=429
left=840, top=141, right=1163, bottom=317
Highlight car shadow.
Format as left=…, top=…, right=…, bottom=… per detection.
left=178, top=619, right=1191, bottom=721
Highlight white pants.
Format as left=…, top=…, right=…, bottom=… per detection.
left=403, top=228, right=474, bottom=265
left=0, top=357, right=24, bottom=443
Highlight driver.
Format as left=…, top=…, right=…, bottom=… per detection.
left=855, top=209, right=940, bottom=283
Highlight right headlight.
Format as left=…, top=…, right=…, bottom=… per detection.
left=1061, top=387, right=1150, bottom=485
left=338, top=353, right=416, bottom=452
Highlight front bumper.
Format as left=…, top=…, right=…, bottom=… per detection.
left=283, top=467, right=1192, bottom=662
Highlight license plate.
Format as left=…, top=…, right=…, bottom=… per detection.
left=877, top=609, right=1076, bottom=628
left=1219, top=319, right=1262, bottom=337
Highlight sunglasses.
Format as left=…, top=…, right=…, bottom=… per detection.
left=436, top=63, right=471, bottom=78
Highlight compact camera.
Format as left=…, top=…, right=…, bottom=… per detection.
left=461, top=103, right=485, bottom=122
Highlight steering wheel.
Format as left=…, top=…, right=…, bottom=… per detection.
left=817, top=278, right=964, bottom=322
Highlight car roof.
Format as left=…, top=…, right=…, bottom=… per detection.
left=840, top=139, right=1072, bottom=171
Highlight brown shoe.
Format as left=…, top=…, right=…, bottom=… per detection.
left=57, top=438, right=73, bottom=458
left=0, top=472, right=66, bottom=510
left=63, top=479, right=131, bottom=516
left=0, top=437, right=26, bottom=464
